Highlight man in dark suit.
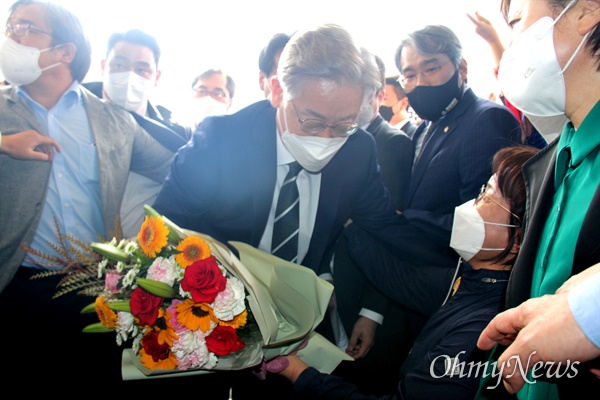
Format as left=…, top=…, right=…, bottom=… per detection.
left=329, top=53, right=415, bottom=395
left=381, top=75, right=418, bottom=138
left=345, top=24, right=521, bottom=342
left=153, top=24, right=405, bottom=399
left=83, top=29, right=190, bottom=237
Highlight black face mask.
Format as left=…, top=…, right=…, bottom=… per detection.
left=406, top=69, right=463, bottom=122
left=379, top=105, right=394, bottom=122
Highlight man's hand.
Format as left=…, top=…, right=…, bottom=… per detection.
left=477, top=293, right=600, bottom=394
left=0, top=130, right=61, bottom=161
left=346, top=316, right=377, bottom=360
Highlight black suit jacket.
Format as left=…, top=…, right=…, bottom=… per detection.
left=377, top=88, right=521, bottom=266
left=367, top=114, right=413, bottom=211
left=153, top=100, right=404, bottom=275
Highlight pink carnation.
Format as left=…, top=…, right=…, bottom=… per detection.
left=147, top=256, right=179, bottom=286
left=105, top=272, right=123, bottom=294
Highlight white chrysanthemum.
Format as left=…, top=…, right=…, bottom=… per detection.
left=97, top=258, right=108, bottom=279
left=115, top=312, right=138, bottom=345
left=124, top=241, right=138, bottom=255
left=147, top=255, right=179, bottom=286
left=212, top=277, right=246, bottom=321
left=122, top=268, right=137, bottom=288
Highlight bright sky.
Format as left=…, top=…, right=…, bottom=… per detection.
left=0, top=0, right=511, bottom=113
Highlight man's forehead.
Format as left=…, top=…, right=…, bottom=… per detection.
left=9, top=3, right=49, bottom=28
left=109, top=42, right=156, bottom=64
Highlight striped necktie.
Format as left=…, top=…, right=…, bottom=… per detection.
left=271, top=162, right=303, bottom=262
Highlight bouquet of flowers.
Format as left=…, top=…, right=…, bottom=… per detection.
left=32, top=205, right=350, bottom=379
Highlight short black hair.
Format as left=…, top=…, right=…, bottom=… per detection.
left=258, top=33, right=291, bottom=76
left=106, top=29, right=161, bottom=66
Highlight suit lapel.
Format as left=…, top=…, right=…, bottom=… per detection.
left=247, top=103, right=278, bottom=246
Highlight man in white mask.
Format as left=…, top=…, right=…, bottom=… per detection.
left=83, top=29, right=190, bottom=237
left=476, top=0, right=600, bottom=399
left=153, top=24, right=409, bottom=399
left=173, top=68, right=235, bottom=128
left=0, top=0, right=174, bottom=389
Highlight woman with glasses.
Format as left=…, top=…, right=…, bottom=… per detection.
left=275, top=145, right=539, bottom=400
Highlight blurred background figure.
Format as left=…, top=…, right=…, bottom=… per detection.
left=380, top=75, right=418, bottom=138
left=258, top=32, right=291, bottom=99
left=173, top=68, right=235, bottom=129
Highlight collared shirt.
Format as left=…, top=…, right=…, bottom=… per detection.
left=522, top=100, right=600, bottom=400
left=20, top=82, right=105, bottom=269
left=258, top=129, right=320, bottom=268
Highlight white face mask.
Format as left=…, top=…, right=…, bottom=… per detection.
left=450, top=199, right=516, bottom=261
left=0, top=38, right=62, bottom=85
left=193, top=95, right=229, bottom=120
left=498, top=0, right=588, bottom=120
left=279, top=103, right=348, bottom=173
left=103, top=71, right=154, bottom=114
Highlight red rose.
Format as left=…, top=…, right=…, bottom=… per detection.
left=142, top=330, right=170, bottom=362
left=130, top=287, right=164, bottom=326
left=206, top=325, right=245, bottom=356
left=181, top=256, right=227, bottom=303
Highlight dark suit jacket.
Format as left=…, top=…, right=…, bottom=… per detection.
left=367, top=114, right=413, bottom=211
left=153, top=100, right=403, bottom=274
left=503, top=138, right=600, bottom=396
left=383, top=88, right=521, bottom=264
left=399, top=120, right=417, bottom=139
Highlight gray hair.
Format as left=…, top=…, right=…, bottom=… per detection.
left=277, top=24, right=380, bottom=108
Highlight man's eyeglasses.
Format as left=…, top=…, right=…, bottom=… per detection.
left=5, top=23, right=51, bottom=38
left=194, top=87, right=229, bottom=101
left=398, top=61, right=452, bottom=91
left=291, top=102, right=359, bottom=137
left=475, top=184, right=522, bottom=224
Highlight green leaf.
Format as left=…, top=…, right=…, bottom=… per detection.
left=81, top=302, right=97, bottom=314
left=91, top=242, right=130, bottom=263
left=137, top=277, right=178, bottom=298
left=82, top=322, right=115, bottom=333
left=107, top=300, right=131, bottom=312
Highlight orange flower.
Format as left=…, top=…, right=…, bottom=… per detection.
left=176, top=236, right=211, bottom=268
left=95, top=296, right=118, bottom=329
left=176, top=299, right=216, bottom=332
left=219, top=310, right=248, bottom=330
left=138, top=216, right=169, bottom=258
left=153, top=308, right=178, bottom=347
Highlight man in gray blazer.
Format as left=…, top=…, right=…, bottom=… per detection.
left=0, top=0, right=173, bottom=388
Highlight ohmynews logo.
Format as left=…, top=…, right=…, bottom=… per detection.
left=430, top=351, right=580, bottom=389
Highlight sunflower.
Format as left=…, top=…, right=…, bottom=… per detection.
left=176, top=299, right=216, bottom=332
left=175, top=236, right=211, bottom=268
left=153, top=308, right=179, bottom=347
left=138, top=216, right=169, bottom=258
left=95, top=296, right=118, bottom=329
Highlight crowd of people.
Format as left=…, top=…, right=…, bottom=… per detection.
left=0, top=0, right=598, bottom=399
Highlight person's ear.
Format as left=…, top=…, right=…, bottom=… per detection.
left=154, top=70, right=161, bottom=86
left=270, top=76, right=284, bottom=107
left=58, top=42, right=76, bottom=64
left=577, top=0, right=600, bottom=36
left=459, top=58, right=468, bottom=84
left=510, top=228, right=523, bottom=255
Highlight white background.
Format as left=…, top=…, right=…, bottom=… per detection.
left=0, top=0, right=511, bottom=113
